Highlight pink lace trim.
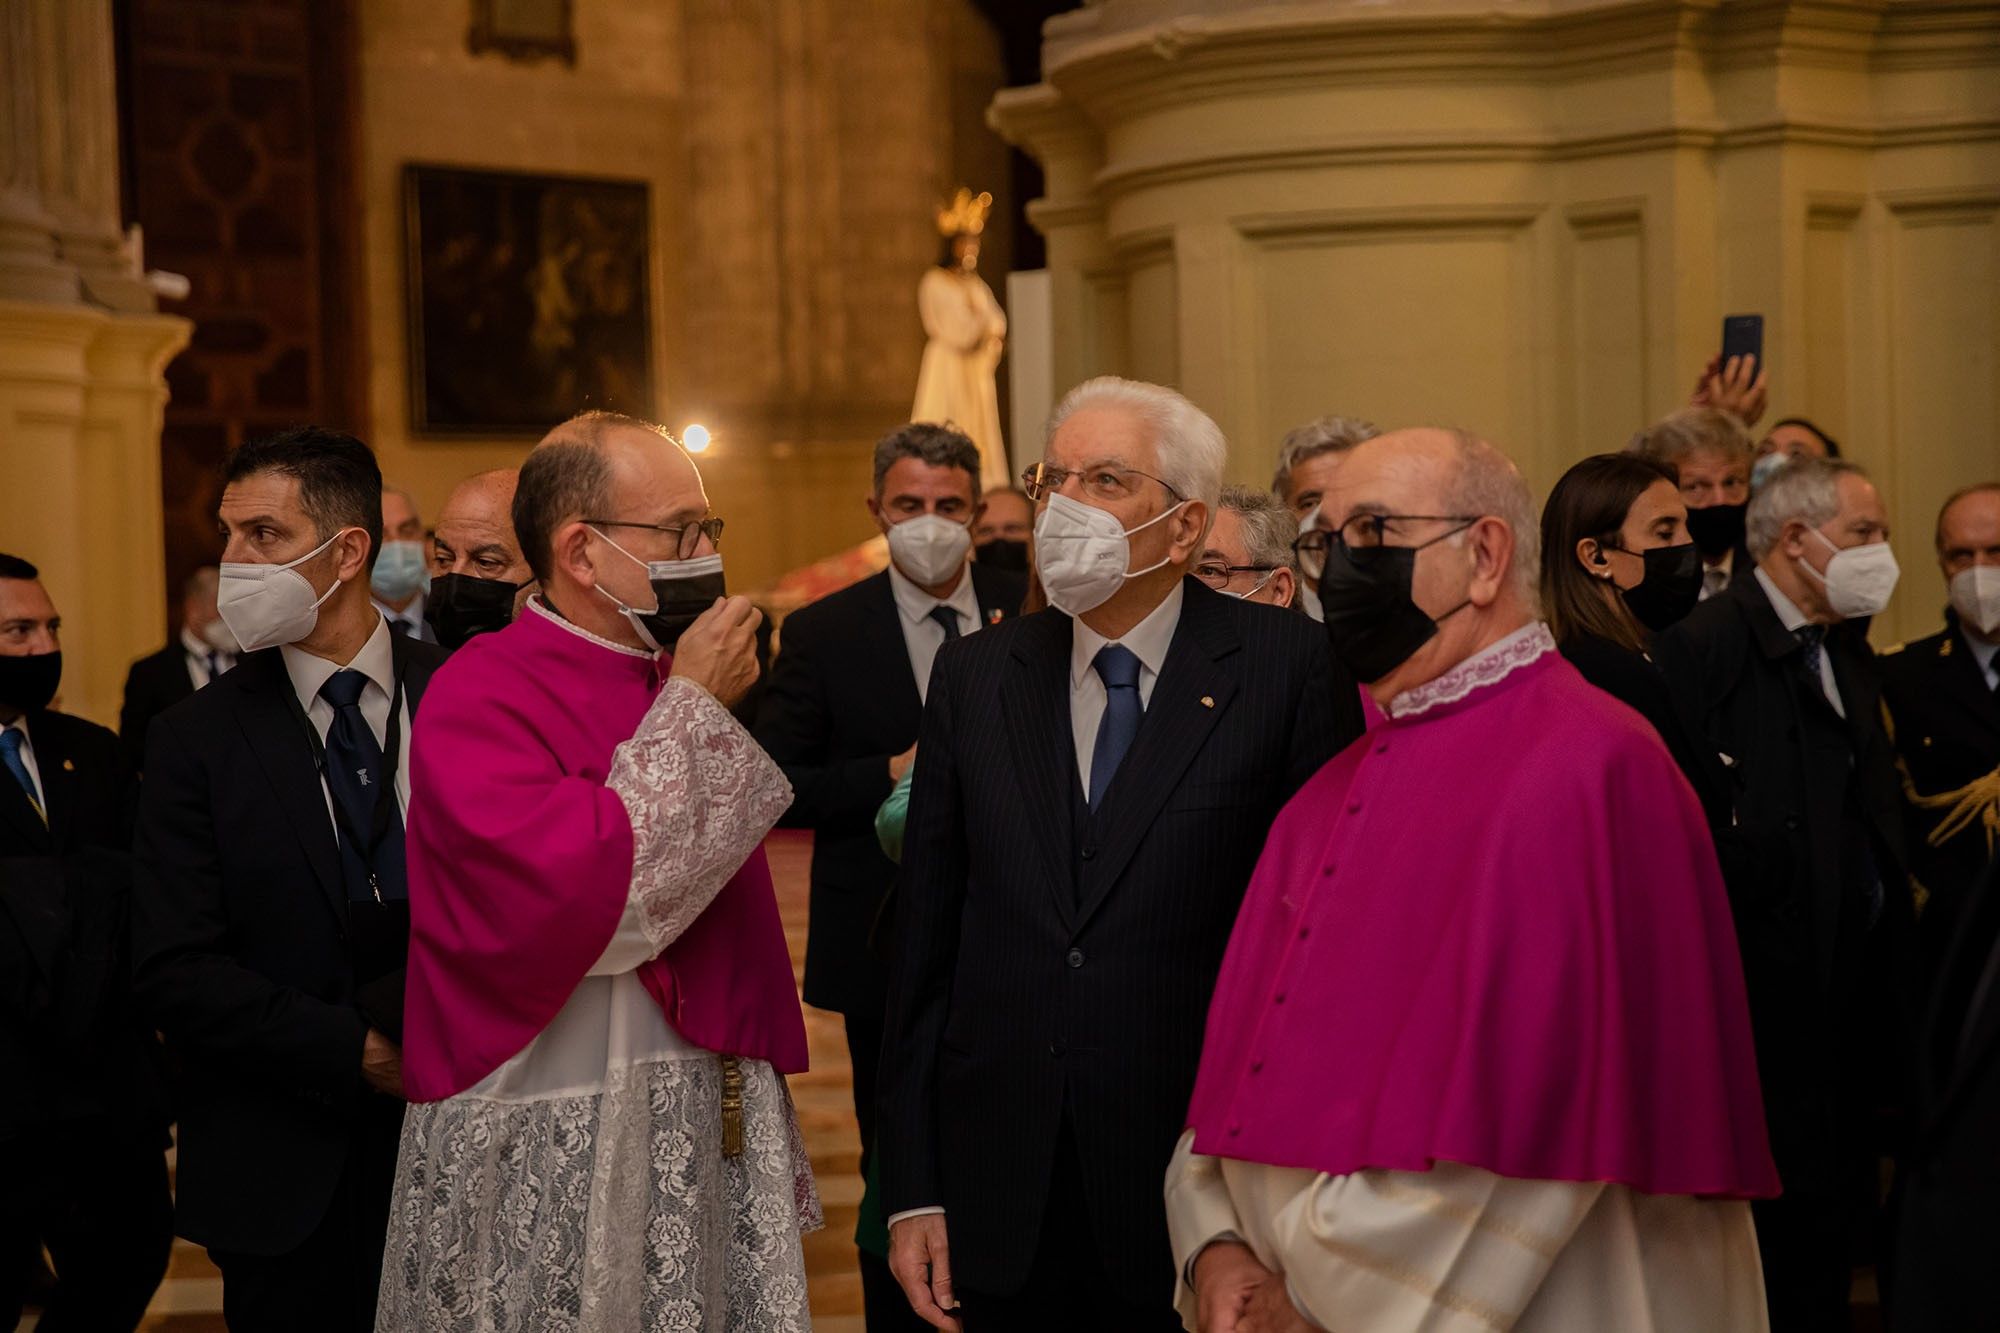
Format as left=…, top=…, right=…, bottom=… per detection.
left=1385, top=622, right=1556, bottom=720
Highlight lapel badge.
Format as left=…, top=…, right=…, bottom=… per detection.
left=1200, top=695, right=1214, bottom=709
left=62, top=758, right=75, bottom=771
left=987, top=608, right=1004, bottom=625
left=1941, top=638, right=1953, bottom=658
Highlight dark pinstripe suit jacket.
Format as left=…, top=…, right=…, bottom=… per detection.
left=878, top=575, right=1346, bottom=1302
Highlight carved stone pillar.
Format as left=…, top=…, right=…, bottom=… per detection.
left=0, top=0, right=190, bottom=726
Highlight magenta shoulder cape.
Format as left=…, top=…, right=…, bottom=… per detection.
left=1186, top=646, right=1779, bottom=1198
left=400, top=607, right=807, bottom=1103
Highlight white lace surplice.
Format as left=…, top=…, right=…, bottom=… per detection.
left=378, top=677, right=821, bottom=1333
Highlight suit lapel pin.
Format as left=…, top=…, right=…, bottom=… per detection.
left=1200, top=695, right=1214, bottom=709
left=987, top=608, right=1004, bottom=625
left=62, top=758, right=75, bottom=771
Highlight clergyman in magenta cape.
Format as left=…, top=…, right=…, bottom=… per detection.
left=1186, top=642, right=1779, bottom=1199
left=398, top=602, right=807, bottom=1103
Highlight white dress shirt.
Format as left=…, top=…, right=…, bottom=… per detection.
left=180, top=625, right=234, bottom=689
left=887, top=562, right=986, bottom=706
left=1, top=715, right=43, bottom=810
left=1755, top=567, right=1844, bottom=717
left=1069, top=580, right=1183, bottom=793
left=279, top=615, right=413, bottom=826
left=1700, top=548, right=1735, bottom=601
left=1963, top=627, right=2000, bottom=691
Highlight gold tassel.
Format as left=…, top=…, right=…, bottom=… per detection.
left=1906, top=765, right=2000, bottom=854
left=720, top=1055, right=745, bottom=1158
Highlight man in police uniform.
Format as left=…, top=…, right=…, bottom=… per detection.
left=1881, top=482, right=2000, bottom=965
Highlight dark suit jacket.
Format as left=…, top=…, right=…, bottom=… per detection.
left=1655, top=570, right=1912, bottom=1200
left=755, top=565, right=1024, bottom=1016
left=119, top=642, right=198, bottom=773
left=0, top=709, right=167, bottom=1144
left=878, top=578, right=1347, bottom=1303
left=131, top=634, right=447, bottom=1254
left=1887, top=853, right=2000, bottom=1332
left=1559, top=630, right=1731, bottom=828
left=1879, top=612, right=2000, bottom=961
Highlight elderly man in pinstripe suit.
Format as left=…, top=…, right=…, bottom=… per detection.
left=879, top=377, right=1350, bottom=1331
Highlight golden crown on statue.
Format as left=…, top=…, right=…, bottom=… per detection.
left=935, top=187, right=993, bottom=237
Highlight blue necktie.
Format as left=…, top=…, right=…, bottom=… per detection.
left=1794, top=625, right=1828, bottom=701
left=1088, top=645, right=1143, bottom=811
left=927, top=605, right=961, bottom=641
left=318, top=670, right=408, bottom=903
left=0, top=728, right=44, bottom=824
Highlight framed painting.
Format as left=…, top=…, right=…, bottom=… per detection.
left=403, top=164, right=652, bottom=435
left=468, top=0, right=577, bottom=65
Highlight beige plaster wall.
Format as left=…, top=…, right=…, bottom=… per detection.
left=996, top=0, right=2000, bottom=645
left=357, top=0, right=1009, bottom=591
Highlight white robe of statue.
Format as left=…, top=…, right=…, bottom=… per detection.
left=913, top=264, right=1009, bottom=491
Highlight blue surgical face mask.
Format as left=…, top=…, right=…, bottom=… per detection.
left=370, top=540, right=430, bottom=602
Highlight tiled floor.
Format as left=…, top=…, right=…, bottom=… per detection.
left=19, top=830, right=867, bottom=1333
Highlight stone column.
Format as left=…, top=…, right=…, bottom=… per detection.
left=0, top=0, right=79, bottom=302
left=0, top=0, right=189, bottom=727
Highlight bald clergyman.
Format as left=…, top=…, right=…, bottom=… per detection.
left=378, top=412, right=818, bottom=1330
left=424, top=468, right=535, bottom=650
left=1169, top=429, right=1778, bottom=1333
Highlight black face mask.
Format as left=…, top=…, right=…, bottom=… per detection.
left=1618, top=542, right=1702, bottom=633
left=641, top=558, right=728, bottom=654
left=1684, top=502, right=1747, bottom=560
left=0, top=650, right=61, bottom=716
left=973, top=538, right=1029, bottom=573
left=1318, top=530, right=1471, bottom=683
left=425, top=573, right=522, bottom=651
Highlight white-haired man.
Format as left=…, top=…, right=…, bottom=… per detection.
left=879, top=378, right=1346, bottom=1331
left=1173, top=428, right=1776, bottom=1333
left=1655, top=458, right=1911, bottom=1332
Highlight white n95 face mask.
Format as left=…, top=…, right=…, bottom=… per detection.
left=1950, top=565, right=2000, bottom=635
left=886, top=513, right=973, bottom=587
left=1802, top=529, right=1900, bottom=620
left=1033, top=491, right=1187, bottom=617
left=217, top=529, right=356, bottom=652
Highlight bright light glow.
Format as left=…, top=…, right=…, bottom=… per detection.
left=683, top=423, right=712, bottom=453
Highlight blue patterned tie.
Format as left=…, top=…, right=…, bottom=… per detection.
left=1794, top=625, right=1828, bottom=701
left=1088, top=645, right=1143, bottom=811
left=317, top=670, right=408, bottom=902
left=0, top=728, right=44, bottom=823
left=928, top=605, right=961, bottom=641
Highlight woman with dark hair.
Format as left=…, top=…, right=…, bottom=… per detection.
left=1540, top=453, right=1726, bottom=820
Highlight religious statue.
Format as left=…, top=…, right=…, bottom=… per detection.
left=912, top=187, right=1010, bottom=491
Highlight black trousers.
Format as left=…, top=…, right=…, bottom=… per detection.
left=846, top=1011, right=932, bottom=1333
left=208, top=1101, right=402, bottom=1333
left=0, top=1121, right=174, bottom=1333
left=958, top=1118, right=1181, bottom=1333
left=1754, top=1194, right=1860, bottom=1333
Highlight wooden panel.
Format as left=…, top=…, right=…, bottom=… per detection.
left=1567, top=202, right=1648, bottom=457
left=116, top=0, right=361, bottom=624
left=1245, top=206, right=1541, bottom=466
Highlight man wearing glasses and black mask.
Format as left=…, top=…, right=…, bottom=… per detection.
left=878, top=377, right=1346, bottom=1332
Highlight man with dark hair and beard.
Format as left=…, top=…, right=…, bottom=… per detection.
left=0, top=553, right=173, bottom=1332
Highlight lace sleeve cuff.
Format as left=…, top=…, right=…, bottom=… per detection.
left=606, top=678, right=794, bottom=953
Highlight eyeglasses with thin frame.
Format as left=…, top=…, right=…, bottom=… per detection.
left=582, top=516, right=725, bottom=561
left=1292, top=513, right=1478, bottom=577
left=1021, top=462, right=1185, bottom=506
